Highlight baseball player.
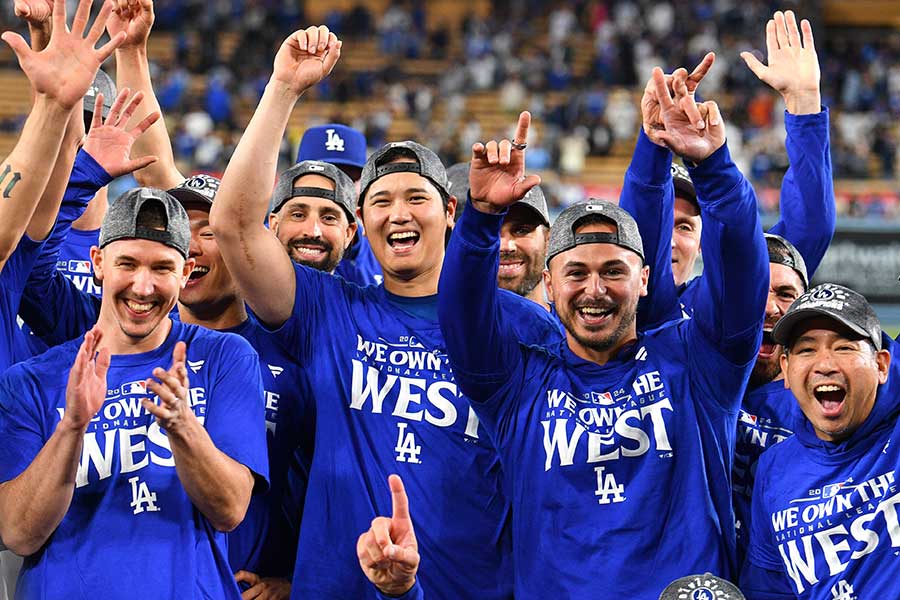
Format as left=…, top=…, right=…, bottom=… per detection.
left=210, top=25, right=559, bottom=599
left=436, top=97, right=767, bottom=599
left=0, top=189, right=269, bottom=598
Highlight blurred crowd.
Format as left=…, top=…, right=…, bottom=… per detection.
left=1, top=0, right=899, bottom=218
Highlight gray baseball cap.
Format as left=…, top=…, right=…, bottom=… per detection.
left=658, top=573, right=746, bottom=600
left=446, top=162, right=470, bottom=210
left=358, top=141, right=449, bottom=205
left=100, top=188, right=190, bottom=258
left=546, top=199, right=644, bottom=266
left=765, top=233, right=809, bottom=290
left=513, top=185, right=550, bottom=227
left=271, top=160, right=356, bottom=222
left=772, top=283, right=882, bottom=350
left=168, top=174, right=221, bottom=207
left=671, top=162, right=697, bottom=206
left=83, top=68, right=116, bottom=118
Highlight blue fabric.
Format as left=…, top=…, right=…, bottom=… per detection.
left=744, top=333, right=900, bottom=599
left=437, top=150, right=767, bottom=597
left=57, top=228, right=101, bottom=297
left=0, top=320, right=269, bottom=599
left=734, top=379, right=804, bottom=563
left=374, top=580, right=425, bottom=600
left=254, top=263, right=560, bottom=600
left=1, top=236, right=46, bottom=370
left=336, top=233, right=383, bottom=287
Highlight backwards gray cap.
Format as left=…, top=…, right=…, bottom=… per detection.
left=270, top=160, right=356, bottom=222
left=772, top=283, right=882, bottom=350
left=671, top=162, right=697, bottom=206
left=765, top=233, right=809, bottom=289
left=168, top=174, right=221, bottom=207
left=83, top=68, right=116, bottom=118
left=658, top=573, right=746, bottom=600
left=358, top=141, right=449, bottom=204
left=443, top=161, right=549, bottom=226
left=100, top=188, right=190, bottom=258
left=546, top=199, right=644, bottom=266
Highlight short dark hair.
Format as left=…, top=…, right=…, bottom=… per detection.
left=135, top=200, right=169, bottom=231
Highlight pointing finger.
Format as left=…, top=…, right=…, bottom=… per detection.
left=389, top=474, right=411, bottom=521
left=513, top=111, right=530, bottom=147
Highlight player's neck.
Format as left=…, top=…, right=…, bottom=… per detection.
left=381, top=264, right=441, bottom=298
left=72, top=187, right=108, bottom=231
left=177, top=296, right=248, bottom=331
left=525, top=286, right=551, bottom=312
left=97, top=313, right=174, bottom=356
left=566, top=330, right=638, bottom=366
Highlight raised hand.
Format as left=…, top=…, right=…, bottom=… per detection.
left=740, top=10, right=820, bottom=114
left=63, top=327, right=110, bottom=432
left=14, top=0, right=53, bottom=29
left=271, top=25, right=342, bottom=97
left=642, top=52, right=715, bottom=146
left=469, top=111, right=542, bottom=212
left=143, top=342, right=196, bottom=435
left=83, top=88, right=160, bottom=177
left=2, top=0, right=126, bottom=109
left=357, top=475, right=419, bottom=596
left=650, top=67, right=725, bottom=163
left=107, top=0, right=154, bottom=50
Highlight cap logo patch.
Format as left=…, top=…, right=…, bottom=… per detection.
left=307, top=163, right=326, bottom=172
left=799, top=285, right=848, bottom=311
left=585, top=204, right=603, bottom=211
left=325, top=129, right=345, bottom=152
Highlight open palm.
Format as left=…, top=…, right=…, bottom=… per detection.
left=64, top=328, right=110, bottom=431
left=83, top=89, right=160, bottom=177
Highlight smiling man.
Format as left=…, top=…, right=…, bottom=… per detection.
left=0, top=189, right=268, bottom=598
left=210, top=25, right=560, bottom=599
left=741, top=284, right=900, bottom=600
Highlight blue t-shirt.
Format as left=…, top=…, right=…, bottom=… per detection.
left=225, top=315, right=311, bottom=578
left=743, top=334, right=900, bottom=599
left=56, top=227, right=101, bottom=297
left=335, top=234, right=383, bottom=287
left=733, top=379, right=803, bottom=560
left=260, top=264, right=560, bottom=600
left=0, top=320, right=269, bottom=599
left=437, top=160, right=768, bottom=597
left=1, top=236, right=46, bottom=370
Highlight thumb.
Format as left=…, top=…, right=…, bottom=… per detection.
left=172, top=341, right=187, bottom=366
left=94, top=348, right=111, bottom=380
left=117, top=155, right=158, bottom=176
left=2, top=31, right=32, bottom=64
left=740, top=51, right=767, bottom=80
left=322, top=39, right=342, bottom=76
left=512, top=174, right=542, bottom=202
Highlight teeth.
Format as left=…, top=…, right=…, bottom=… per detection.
left=192, top=266, right=209, bottom=275
left=816, top=385, right=842, bottom=393
left=296, top=247, right=324, bottom=256
left=580, top=307, right=610, bottom=315
left=390, top=232, right=418, bottom=241
left=126, top=300, right=153, bottom=313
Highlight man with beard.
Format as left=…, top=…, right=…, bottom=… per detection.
left=267, top=160, right=358, bottom=276
left=437, top=82, right=768, bottom=599
left=444, top=161, right=551, bottom=310
left=210, top=25, right=559, bottom=599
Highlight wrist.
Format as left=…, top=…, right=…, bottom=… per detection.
left=266, top=78, right=304, bottom=103
left=116, top=45, right=149, bottom=61
left=57, top=415, right=89, bottom=435
left=164, top=408, right=203, bottom=443
left=377, top=577, right=416, bottom=597
left=783, top=91, right=821, bottom=115
left=469, top=197, right=506, bottom=215
left=32, top=93, right=74, bottom=117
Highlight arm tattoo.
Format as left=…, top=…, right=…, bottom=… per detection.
left=0, top=164, right=22, bottom=199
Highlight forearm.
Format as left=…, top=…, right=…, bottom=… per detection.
left=619, top=130, right=681, bottom=329
left=769, top=108, right=834, bottom=275
left=169, top=417, right=255, bottom=532
left=0, top=95, right=70, bottom=266
left=0, top=421, right=84, bottom=555
left=115, top=47, right=184, bottom=189
left=25, top=106, right=83, bottom=242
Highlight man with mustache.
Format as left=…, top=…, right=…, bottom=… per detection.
left=437, top=77, right=768, bottom=598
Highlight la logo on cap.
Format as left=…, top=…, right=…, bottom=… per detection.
left=325, top=128, right=345, bottom=152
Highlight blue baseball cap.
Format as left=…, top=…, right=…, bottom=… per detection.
left=297, top=124, right=367, bottom=169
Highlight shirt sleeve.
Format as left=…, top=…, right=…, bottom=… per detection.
left=0, top=365, right=49, bottom=483
left=374, top=580, right=425, bottom=600
left=202, top=335, right=270, bottom=493
left=618, top=129, right=683, bottom=330
left=767, top=108, right=835, bottom=277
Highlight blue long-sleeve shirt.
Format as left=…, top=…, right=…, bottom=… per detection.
left=437, top=142, right=768, bottom=597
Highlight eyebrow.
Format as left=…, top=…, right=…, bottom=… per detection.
left=370, top=187, right=433, bottom=199
left=562, top=259, right=629, bottom=270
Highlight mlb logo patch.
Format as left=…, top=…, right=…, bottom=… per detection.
left=590, top=391, right=614, bottom=405
left=121, top=380, right=147, bottom=395
left=68, top=260, right=92, bottom=274
left=738, top=410, right=758, bottom=426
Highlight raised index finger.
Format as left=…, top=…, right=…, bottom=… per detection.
left=687, top=52, right=715, bottom=90
left=389, top=474, right=411, bottom=522
left=513, top=111, right=531, bottom=146
left=51, top=0, right=65, bottom=33
left=651, top=67, right=675, bottom=109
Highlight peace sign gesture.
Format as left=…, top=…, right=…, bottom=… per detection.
left=357, top=475, right=420, bottom=596
left=2, top=0, right=126, bottom=109
left=271, top=25, right=343, bottom=98
left=469, top=111, right=542, bottom=213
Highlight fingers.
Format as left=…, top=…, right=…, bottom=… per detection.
left=97, top=30, right=126, bottom=62
left=172, top=341, right=187, bottom=368
left=740, top=51, right=766, bottom=80
left=72, top=0, right=93, bottom=36
left=305, top=26, right=319, bottom=54
left=651, top=67, right=675, bottom=109
left=471, top=141, right=486, bottom=161
left=117, top=90, right=145, bottom=127
left=128, top=111, right=160, bottom=137
left=121, top=155, right=158, bottom=173
left=687, top=52, right=715, bottom=90
left=51, top=0, right=65, bottom=33
left=512, top=173, right=542, bottom=201
left=94, top=347, right=111, bottom=380
left=389, top=474, right=410, bottom=521
left=785, top=10, right=801, bottom=48
left=148, top=366, right=185, bottom=408
left=498, top=139, right=511, bottom=165
left=773, top=11, right=789, bottom=50
left=513, top=110, right=530, bottom=146
left=357, top=525, right=389, bottom=569
left=322, top=38, right=342, bottom=76
left=388, top=544, right=420, bottom=570
left=765, top=18, right=778, bottom=58
left=1, top=32, right=32, bottom=64
left=316, top=25, right=329, bottom=52
left=704, top=100, right=722, bottom=129
left=800, top=18, right=815, bottom=51
left=484, top=140, right=499, bottom=165
left=105, top=88, right=131, bottom=127
left=91, top=94, right=104, bottom=130
left=87, top=0, right=115, bottom=45
left=235, top=570, right=261, bottom=586
left=672, top=69, right=704, bottom=129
